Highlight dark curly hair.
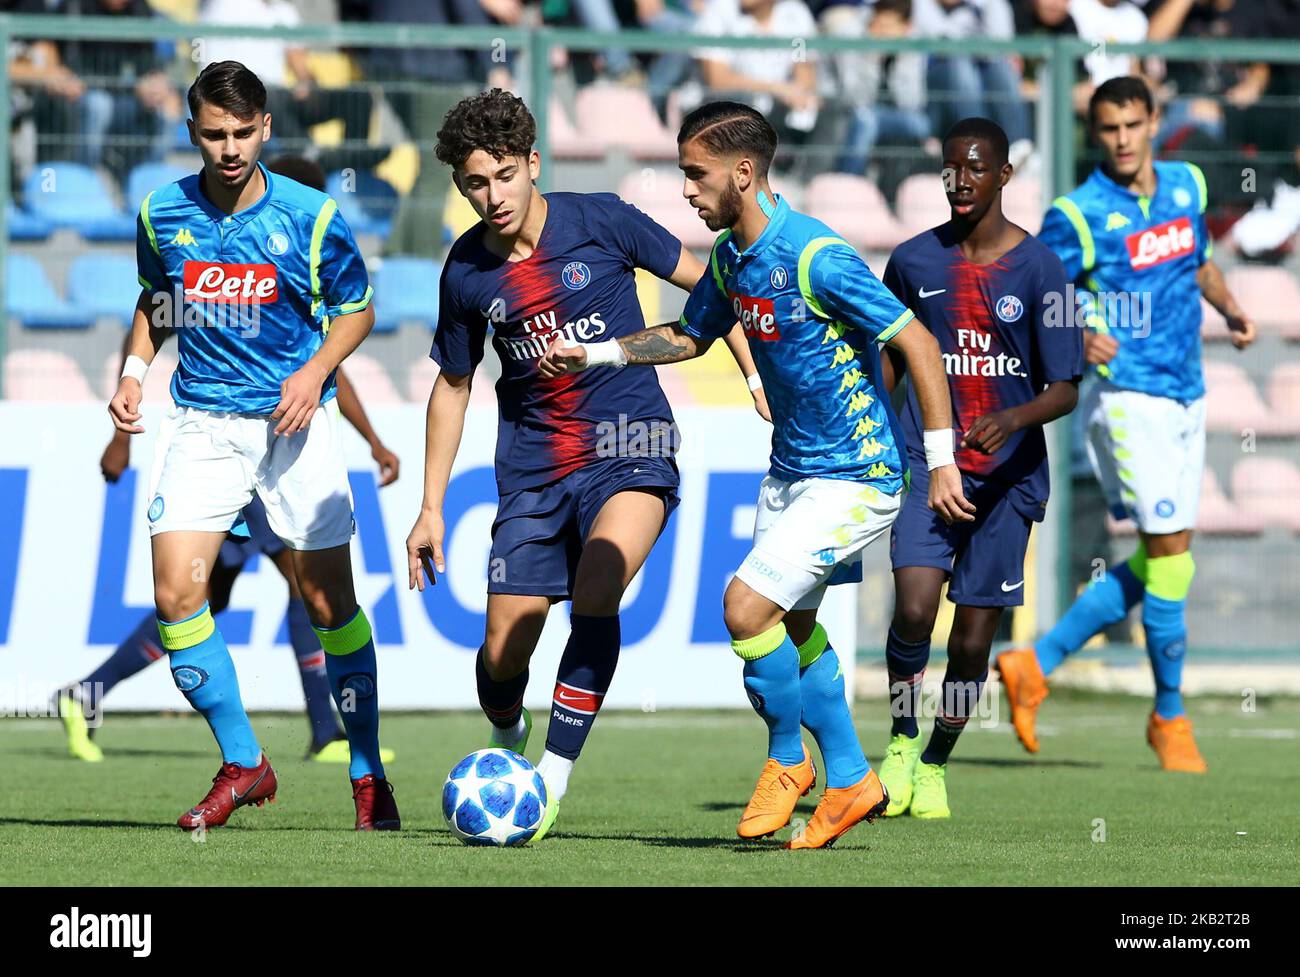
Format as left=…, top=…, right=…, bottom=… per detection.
left=436, top=89, right=537, bottom=169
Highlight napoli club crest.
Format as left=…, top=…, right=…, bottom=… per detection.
left=266, top=231, right=289, bottom=255
left=770, top=266, right=788, bottom=289
left=995, top=294, right=1024, bottom=322
left=562, top=261, right=591, bottom=290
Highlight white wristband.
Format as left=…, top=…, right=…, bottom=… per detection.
left=746, top=373, right=763, bottom=392
left=121, top=355, right=149, bottom=385
left=923, top=428, right=955, bottom=471
left=578, top=339, right=627, bottom=370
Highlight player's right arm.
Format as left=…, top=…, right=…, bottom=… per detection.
left=109, top=204, right=175, bottom=436
left=407, top=262, right=484, bottom=591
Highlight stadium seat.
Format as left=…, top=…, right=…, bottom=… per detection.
left=617, top=171, right=715, bottom=251
left=101, top=350, right=176, bottom=404
left=1002, top=175, right=1043, bottom=234
left=896, top=172, right=950, bottom=237
left=371, top=256, right=440, bottom=331
left=6, top=255, right=94, bottom=329
left=1197, top=467, right=1264, bottom=535
left=1265, top=362, right=1300, bottom=431
left=339, top=353, right=402, bottom=405
left=6, top=201, right=52, bottom=241
left=549, top=99, right=603, bottom=161
left=327, top=169, right=399, bottom=238
left=67, top=254, right=143, bottom=325
left=1231, top=456, right=1300, bottom=532
left=126, top=161, right=193, bottom=213
left=573, top=86, right=678, bottom=160
left=804, top=173, right=907, bottom=251
left=21, top=162, right=133, bottom=240
left=1199, top=297, right=1232, bottom=341
left=2, top=349, right=96, bottom=401
left=1201, top=359, right=1296, bottom=435
left=404, top=357, right=495, bottom=407
left=1224, top=266, right=1300, bottom=339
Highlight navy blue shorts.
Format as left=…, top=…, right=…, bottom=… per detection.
left=890, top=463, right=1040, bottom=607
left=218, top=496, right=286, bottom=568
left=488, top=454, right=680, bottom=598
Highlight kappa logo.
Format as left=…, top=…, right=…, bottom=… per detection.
left=170, top=227, right=196, bottom=246
left=1105, top=211, right=1131, bottom=231
left=561, top=261, right=591, bottom=290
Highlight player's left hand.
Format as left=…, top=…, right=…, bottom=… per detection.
left=538, top=336, right=587, bottom=378
left=1226, top=313, right=1257, bottom=350
left=372, top=442, right=400, bottom=486
left=929, top=463, right=977, bottom=525
left=962, top=410, right=1019, bottom=455
left=752, top=386, right=772, bottom=423
left=273, top=364, right=327, bottom=436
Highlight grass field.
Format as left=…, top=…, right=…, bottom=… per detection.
left=2, top=691, right=1297, bottom=886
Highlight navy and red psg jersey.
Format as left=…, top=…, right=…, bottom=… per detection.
left=432, top=192, right=684, bottom=494
left=883, top=224, right=1082, bottom=510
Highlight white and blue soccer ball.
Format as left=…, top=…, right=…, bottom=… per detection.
left=442, top=748, right=548, bottom=846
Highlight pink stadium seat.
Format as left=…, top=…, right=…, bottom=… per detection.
left=573, top=86, right=678, bottom=160
left=1200, top=297, right=1232, bottom=342
left=4, top=349, right=95, bottom=401
left=1002, top=175, right=1043, bottom=234
left=896, top=173, right=950, bottom=238
left=1265, top=362, right=1300, bottom=430
left=1223, top=266, right=1300, bottom=338
left=549, top=98, right=602, bottom=161
left=618, top=171, right=715, bottom=251
left=804, top=173, right=907, bottom=252
left=1201, top=359, right=1291, bottom=435
left=1231, top=456, right=1300, bottom=532
left=101, top=351, right=176, bottom=405
left=405, top=357, right=495, bottom=408
left=339, top=353, right=401, bottom=405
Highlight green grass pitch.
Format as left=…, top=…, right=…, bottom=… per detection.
left=2, top=691, right=1297, bottom=886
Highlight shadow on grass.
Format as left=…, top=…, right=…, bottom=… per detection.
left=0, top=816, right=173, bottom=830
left=952, top=756, right=1103, bottom=769
left=548, top=831, right=783, bottom=851
left=0, top=746, right=212, bottom=760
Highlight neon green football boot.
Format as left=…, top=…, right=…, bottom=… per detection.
left=309, top=737, right=396, bottom=764
left=58, top=691, right=103, bottom=763
left=879, top=732, right=921, bottom=816
left=487, top=707, right=533, bottom=755
left=530, top=777, right=560, bottom=843
left=910, top=761, right=950, bottom=819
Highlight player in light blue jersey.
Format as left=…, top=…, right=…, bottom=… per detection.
left=542, top=101, right=971, bottom=849
left=997, top=78, right=1256, bottom=773
left=107, top=62, right=398, bottom=831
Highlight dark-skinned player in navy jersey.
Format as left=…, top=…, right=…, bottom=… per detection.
left=876, top=118, right=1083, bottom=818
left=405, top=90, right=765, bottom=841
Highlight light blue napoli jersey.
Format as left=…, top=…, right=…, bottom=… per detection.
left=136, top=162, right=373, bottom=414
left=679, top=194, right=914, bottom=493
left=1039, top=161, right=1210, bottom=402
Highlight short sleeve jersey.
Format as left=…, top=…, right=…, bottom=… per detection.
left=136, top=162, right=372, bottom=414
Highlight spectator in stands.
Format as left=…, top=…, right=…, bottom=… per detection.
left=639, top=0, right=706, bottom=122
left=1015, top=0, right=1093, bottom=117
left=836, top=0, right=936, bottom=175
left=693, top=0, right=820, bottom=169
left=567, top=0, right=646, bottom=83
left=912, top=0, right=1033, bottom=164
left=1069, top=0, right=1148, bottom=85
left=16, top=0, right=183, bottom=180
left=199, top=0, right=377, bottom=173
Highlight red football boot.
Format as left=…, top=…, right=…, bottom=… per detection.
left=352, top=774, right=401, bottom=831
left=177, top=755, right=277, bottom=830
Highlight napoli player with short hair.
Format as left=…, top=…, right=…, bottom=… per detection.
left=542, top=101, right=971, bottom=849
left=996, top=78, right=1256, bottom=773
left=875, top=118, right=1082, bottom=819
left=107, top=62, right=399, bottom=831
left=405, top=90, right=765, bottom=842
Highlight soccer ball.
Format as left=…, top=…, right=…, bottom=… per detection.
left=442, top=748, right=548, bottom=846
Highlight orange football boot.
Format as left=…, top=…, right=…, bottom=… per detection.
left=786, top=769, right=888, bottom=850
left=737, top=746, right=816, bottom=839
left=1147, top=712, right=1208, bottom=773
left=995, top=647, right=1049, bottom=753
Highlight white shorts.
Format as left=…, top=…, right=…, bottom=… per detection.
left=146, top=401, right=355, bottom=550
left=1083, top=380, right=1206, bottom=535
left=734, top=476, right=902, bottom=612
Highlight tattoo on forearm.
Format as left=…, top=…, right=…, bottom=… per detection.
left=621, top=327, right=695, bottom=365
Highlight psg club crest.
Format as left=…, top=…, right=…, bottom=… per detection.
left=995, top=294, right=1024, bottom=323
left=770, top=266, right=788, bottom=289
left=562, top=261, right=591, bottom=290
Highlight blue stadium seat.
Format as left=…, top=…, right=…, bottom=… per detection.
left=126, top=161, right=194, bottom=214
left=6, top=254, right=95, bottom=329
left=372, top=256, right=440, bottom=332
left=6, top=201, right=51, bottom=240
left=21, top=162, right=133, bottom=240
left=68, top=254, right=142, bottom=324
left=327, top=169, right=399, bottom=238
